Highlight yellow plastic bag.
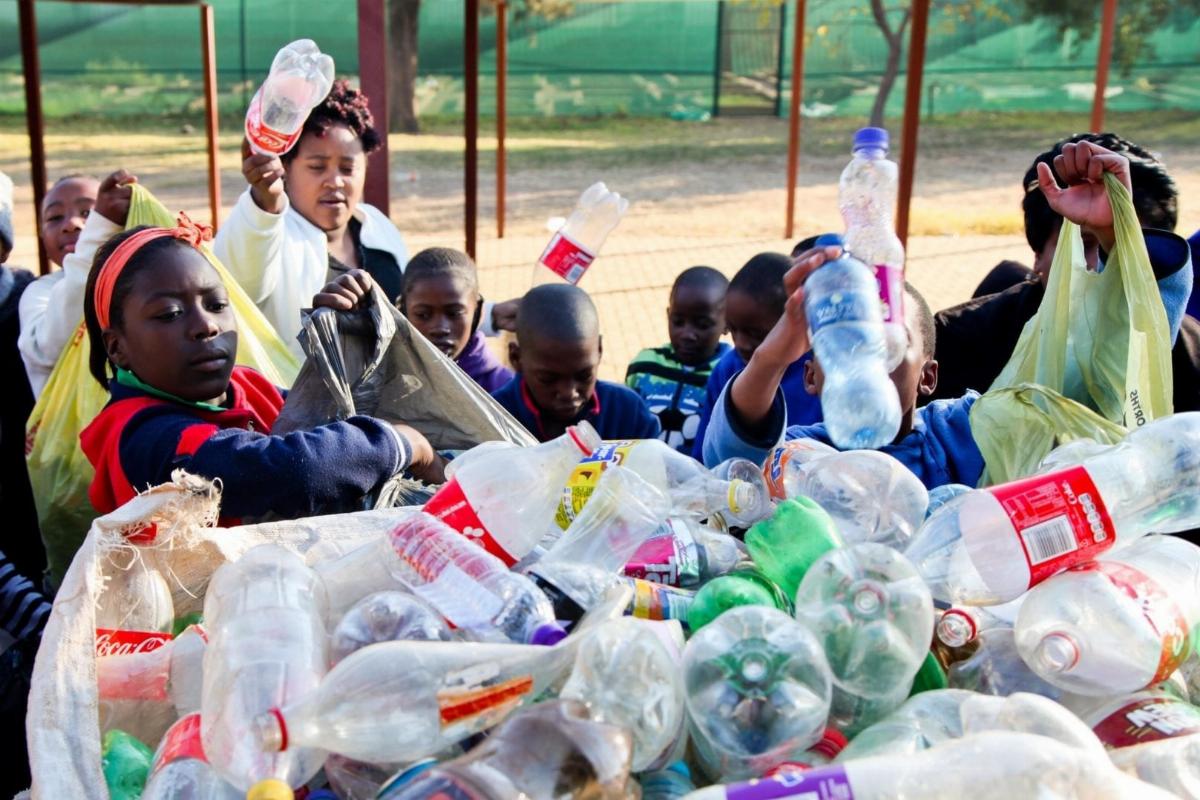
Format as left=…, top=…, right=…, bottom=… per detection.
left=26, top=185, right=300, bottom=584
left=972, top=172, right=1173, bottom=485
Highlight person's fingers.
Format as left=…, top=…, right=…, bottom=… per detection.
left=784, top=285, right=807, bottom=322
left=1054, top=150, right=1079, bottom=186
left=1072, top=141, right=1091, bottom=181
left=313, top=291, right=355, bottom=311
left=242, top=138, right=252, bottom=161
left=347, top=269, right=374, bottom=296
left=785, top=245, right=840, bottom=295
left=1036, top=162, right=1064, bottom=202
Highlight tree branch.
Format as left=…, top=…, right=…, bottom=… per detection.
left=870, top=0, right=897, bottom=44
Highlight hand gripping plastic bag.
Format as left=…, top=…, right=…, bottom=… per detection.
left=24, top=185, right=300, bottom=586
left=971, top=173, right=1173, bottom=485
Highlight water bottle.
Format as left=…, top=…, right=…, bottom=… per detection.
left=803, top=234, right=901, bottom=450
left=1014, top=535, right=1200, bottom=696
left=329, top=591, right=451, bottom=665
left=624, top=516, right=742, bottom=587
left=535, top=182, right=629, bottom=285
left=789, top=450, right=929, bottom=549
left=687, top=567, right=792, bottom=633
left=141, top=714, right=241, bottom=800
left=683, top=605, right=833, bottom=781
left=96, top=624, right=207, bottom=715
left=424, top=423, right=601, bottom=565
left=744, top=497, right=842, bottom=601
left=839, top=127, right=907, bottom=369
left=946, top=627, right=1062, bottom=699
left=762, top=438, right=837, bottom=501
left=904, top=412, right=1200, bottom=605
left=793, top=543, right=934, bottom=701
left=835, top=689, right=975, bottom=761
left=935, top=597, right=1023, bottom=648
left=201, top=544, right=328, bottom=795
left=245, top=40, right=335, bottom=156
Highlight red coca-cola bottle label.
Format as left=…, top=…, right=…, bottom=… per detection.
left=1092, top=696, right=1200, bottom=749
left=94, top=628, right=173, bottom=657
left=539, top=232, right=596, bottom=284
left=1085, top=561, right=1191, bottom=684
left=245, top=89, right=303, bottom=156
left=988, top=466, right=1116, bottom=587
left=152, top=713, right=207, bottom=774
left=423, top=478, right=516, bottom=566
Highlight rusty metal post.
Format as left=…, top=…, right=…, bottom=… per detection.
left=18, top=0, right=48, bottom=275
left=465, top=0, right=479, bottom=258
left=496, top=0, right=507, bottom=238
left=896, top=0, right=930, bottom=249
left=200, top=4, right=222, bottom=230
left=783, top=0, right=806, bottom=240
left=358, top=0, right=391, bottom=212
left=1091, top=0, right=1117, bottom=132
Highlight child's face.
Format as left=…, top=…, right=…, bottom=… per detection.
left=405, top=274, right=478, bottom=359
left=510, top=333, right=602, bottom=423
left=41, top=177, right=99, bottom=266
left=104, top=248, right=238, bottom=405
left=668, top=283, right=726, bottom=367
left=725, top=288, right=780, bottom=364
left=284, top=123, right=367, bottom=234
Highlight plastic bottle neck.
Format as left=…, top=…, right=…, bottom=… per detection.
left=1034, top=631, right=1081, bottom=674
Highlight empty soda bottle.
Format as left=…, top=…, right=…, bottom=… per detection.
left=925, top=483, right=971, bottom=519
left=1036, top=437, right=1110, bottom=474
left=762, top=438, right=837, bottom=501
left=683, top=605, right=832, bottom=781
left=141, top=714, right=241, bottom=800
left=788, top=450, right=929, bottom=549
left=1015, top=535, right=1200, bottom=696
left=329, top=591, right=451, bottom=665
left=837, top=689, right=973, bottom=761
left=95, top=527, right=174, bottom=658
left=535, top=182, right=629, bottom=285
left=687, top=567, right=792, bottom=633
left=624, top=516, right=742, bottom=587
left=744, top=497, right=842, bottom=601
left=935, top=597, right=1023, bottom=649
left=905, top=412, right=1200, bottom=605
left=425, top=423, right=601, bottom=565
left=245, top=40, right=334, bottom=156
left=946, top=627, right=1062, bottom=700
left=96, top=623, right=207, bottom=715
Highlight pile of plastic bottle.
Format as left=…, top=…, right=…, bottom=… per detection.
left=91, top=413, right=1200, bottom=800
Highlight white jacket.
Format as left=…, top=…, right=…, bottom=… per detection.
left=19, top=210, right=121, bottom=398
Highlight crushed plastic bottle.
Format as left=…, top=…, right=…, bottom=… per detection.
left=535, top=182, right=629, bottom=285
left=744, top=497, right=842, bottom=601
left=329, top=591, right=451, bottom=665
left=96, top=623, right=207, bottom=715
left=245, top=40, right=335, bottom=156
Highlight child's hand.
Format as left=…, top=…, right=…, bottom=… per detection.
left=490, top=298, right=520, bottom=333
left=1036, top=141, right=1132, bottom=254
left=392, top=424, right=448, bottom=485
left=95, top=170, right=138, bottom=226
left=314, top=269, right=374, bottom=311
left=241, top=138, right=287, bottom=215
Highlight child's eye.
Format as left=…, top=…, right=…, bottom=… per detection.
left=45, top=215, right=62, bottom=225
left=208, top=300, right=229, bottom=312
left=155, top=308, right=183, bottom=322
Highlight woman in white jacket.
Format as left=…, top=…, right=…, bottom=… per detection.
left=215, top=80, right=512, bottom=357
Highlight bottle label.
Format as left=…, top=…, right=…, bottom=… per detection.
left=539, top=231, right=596, bottom=285
left=987, top=466, right=1116, bottom=587
left=152, top=713, right=206, bottom=775
left=94, top=628, right=173, bottom=658
left=436, top=674, right=534, bottom=728
left=555, top=440, right=638, bottom=529
left=624, top=518, right=700, bottom=586
left=1084, top=561, right=1190, bottom=684
left=627, top=578, right=693, bottom=629
left=762, top=439, right=828, bottom=500
left=722, top=765, right=854, bottom=800
left=1092, top=696, right=1200, bottom=749
left=875, top=264, right=904, bottom=325
left=424, top=478, right=516, bottom=566
left=807, top=288, right=876, bottom=335
left=244, top=88, right=303, bottom=156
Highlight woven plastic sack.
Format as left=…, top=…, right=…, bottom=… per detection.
left=24, top=185, right=300, bottom=585
left=25, top=472, right=413, bottom=800
left=273, top=285, right=536, bottom=452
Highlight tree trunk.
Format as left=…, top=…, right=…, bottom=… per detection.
left=388, top=0, right=421, bottom=133
left=867, top=0, right=910, bottom=128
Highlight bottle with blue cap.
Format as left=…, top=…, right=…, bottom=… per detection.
left=802, top=230, right=901, bottom=449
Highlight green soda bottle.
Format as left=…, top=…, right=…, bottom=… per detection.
left=686, top=566, right=791, bottom=632
left=101, top=729, right=153, bottom=800
left=909, top=650, right=948, bottom=695
left=744, top=497, right=842, bottom=602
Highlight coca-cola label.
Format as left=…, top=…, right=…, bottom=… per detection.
left=94, top=628, right=172, bottom=658
left=1092, top=696, right=1200, bottom=749
left=723, top=765, right=854, bottom=800
left=423, top=478, right=516, bottom=566
left=875, top=264, right=904, bottom=325
left=555, top=440, right=637, bottom=529
left=437, top=674, right=534, bottom=728
left=152, top=713, right=206, bottom=774
left=245, top=88, right=302, bottom=156
left=988, top=466, right=1116, bottom=587
left=539, top=232, right=596, bottom=284
left=1086, top=561, right=1191, bottom=684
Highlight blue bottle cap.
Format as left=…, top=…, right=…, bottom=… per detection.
left=813, top=233, right=844, bottom=248
left=377, top=759, right=439, bottom=796
left=853, top=127, right=889, bottom=151
left=306, top=792, right=339, bottom=800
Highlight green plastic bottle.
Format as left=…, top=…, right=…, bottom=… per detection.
left=908, top=650, right=948, bottom=696
left=686, top=567, right=791, bottom=632
left=101, top=729, right=153, bottom=800
left=745, top=496, right=843, bottom=601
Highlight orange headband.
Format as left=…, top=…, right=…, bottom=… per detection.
left=94, top=212, right=213, bottom=330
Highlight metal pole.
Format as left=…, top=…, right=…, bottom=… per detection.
left=496, top=0, right=507, bottom=239
left=773, top=2, right=787, bottom=117
left=465, top=0, right=479, bottom=258
left=712, top=1, right=724, bottom=117
left=896, top=0, right=931, bottom=249
left=1091, top=0, right=1117, bottom=132
left=783, top=0, right=806, bottom=240
left=358, top=0, right=391, bottom=212
left=18, top=0, right=48, bottom=275
left=200, top=4, right=221, bottom=231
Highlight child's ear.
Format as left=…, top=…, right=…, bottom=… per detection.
left=597, top=335, right=604, bottom=360
left=803, top=359, right=820, bottom=396
left=102, top=329, right=130, bottom=371
left=918, top=358, right=939, bottom=397
left=508, top=340, right=522, bottom=373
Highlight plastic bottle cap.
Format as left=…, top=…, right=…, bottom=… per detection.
left=812, top=232, right=844, bottom=248
left=1035, top=632, right=1080, bottom=673
left=530, top=621, right=569, bottom=646
left=246, top=779, right=294, bottom=800
left=853, top=126, right=889, bottom=151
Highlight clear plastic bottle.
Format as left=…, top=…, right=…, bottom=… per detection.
left=788, top=450, right=929, bottom=549
left=935, top=597, right=1023, bottom=649
left=802, top=234, right=901, bottom=450
left=839, top=127, right=906, bottom=369
left=96, top=624, right=207, bottom=715
left=201, top=544, right=328, bottom=795
left=329, top=591, right=451, bottom=665
left=683, top=605, right=832, bottom=781
left=624, top=517, right=742, bottom=587
left=762, top=438, right=837, bottom=501
left=141, top=714, right=241, bottom=800
left=905, top=412, right=1200, bottom=605
left=424, top=423, right=601, bottom=565
left=925, top=483, right=971, bottom=519
left=946, top=627, right=1062, bottom=700
left=534, top=182, right=629, bottom=285
left=94, top=529, right=175, bottom=656
left=245, top=40, right=335, bottom=156
left=1014, top=535, right=1200, bottom=696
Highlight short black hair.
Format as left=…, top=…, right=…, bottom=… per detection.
left=281, top=79, right=382, bottom=164
left=904, top=281, right=936, bottom=359
left=1022, top=132, right=1178, bottom=254
left=83, top=227, right=189, bottom=387
left=791, top=235, right=820, bottom=257
left=516, top=283, right=599, bottom=344
left=728, top=253, right=791, bottom=318
left=403, top=247, right=479, bottom=297
left=671, top=265, right=728, bottom=298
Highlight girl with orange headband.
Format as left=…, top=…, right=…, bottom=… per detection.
left=78, top=218, right=444, bottom=520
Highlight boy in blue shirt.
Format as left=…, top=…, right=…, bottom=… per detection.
left=626, top=266, right=731, bottom=453
left=493, top=283, right=661, bottom=442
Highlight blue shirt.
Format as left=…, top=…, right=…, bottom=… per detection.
left=625, top=342, right=731, bottom=454
left=492, top=376, right=662, bottom=443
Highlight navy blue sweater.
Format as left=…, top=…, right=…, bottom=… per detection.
left=492, top=376, right=661, bottom=442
